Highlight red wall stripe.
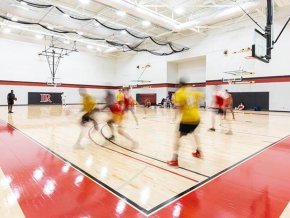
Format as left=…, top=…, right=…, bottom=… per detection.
left=1, top=75, right=290, bottom=89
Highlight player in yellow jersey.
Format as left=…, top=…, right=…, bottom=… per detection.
left=74, top=88, right=98, bottom=149
left=167, top=79, right=204, bottom=167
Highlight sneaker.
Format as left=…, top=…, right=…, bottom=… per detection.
left=226, top=130, right=233, bottom=135
left=209, top=128, right=215, bottom=132
left=167, top=160, right=179, bottom=167
left=108, top=135, right=115, bottom=141
left=192, top=150, right=203, bottom=159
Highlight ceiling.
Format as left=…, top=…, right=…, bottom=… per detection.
left=0, top=0, right=289, bottom=56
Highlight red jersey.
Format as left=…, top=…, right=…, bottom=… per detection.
left=214, top=94, right=224, bottom=108
left=124, top=96, right=130, bottom=110
left=109, top=103, right=123, bottom=114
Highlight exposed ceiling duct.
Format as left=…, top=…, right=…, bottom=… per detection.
left=93, top=0, right=179, bottom=30
left=174, top=1, right=263, bottom=32
left=93, top=0, right=263, bottom=33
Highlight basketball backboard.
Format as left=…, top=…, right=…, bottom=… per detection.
left=252, top=29, right=268, bottom=62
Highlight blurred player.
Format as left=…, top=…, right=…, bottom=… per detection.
left=209, top=86, right=224, bottom=132
left=123, top=88, right=139, bottom=128
left=61, top=92, right=66, bottom=106
left=116, top=89, right=124, bottom=104
left=167, top=79, right=204, bottom=167
left=143, top=98, right=151, bottom=118
left=74, top=88, right=98, bottom=149
left=105, top=90, right=138, bottom=148
left=223, top=89, right=235, bottom=120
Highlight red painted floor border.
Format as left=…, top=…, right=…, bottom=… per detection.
left=1, top=120, right=290, bottom=217
left=0, top=122, right=145, bottom=217
left=151, top=136, right=290, bottom=217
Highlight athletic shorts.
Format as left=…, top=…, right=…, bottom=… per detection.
left=179, top=122, right=199, bottom=135
left=81, top=112, right=94, bottom=124
left=213, top=108, right=223, bottom=115
left=112, top=113, right=123, bottom=125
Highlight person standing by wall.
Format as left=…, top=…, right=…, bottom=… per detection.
left=7, top=90, right=17, bottom=113
left=61, top=92, right=66, bottom=106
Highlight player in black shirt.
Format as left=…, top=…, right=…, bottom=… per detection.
left=7, top=90, right=17, bottom=113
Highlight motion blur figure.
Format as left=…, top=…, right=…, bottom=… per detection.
left=61, top=92, right=66, bottom=106
left=143, top=98, right=151, bottom=118
left=123, top=88, right=139, bottom=128
left=105, top=90, right=138, bottom=148
left=223, top=90, right=235, bottom=120
left=116, top=89, right=124, bottom=104
left=209, top=86, right=232, bottom=135
left=74, top=88, right=98, bottom=149
left=209, top=86, right=224, bottom=132
left=167, top=78, right=204, bottom=168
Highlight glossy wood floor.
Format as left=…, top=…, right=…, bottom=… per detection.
left=0, top=105, right=290, bottom=217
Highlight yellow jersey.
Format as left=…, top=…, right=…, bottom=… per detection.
left=117, top=92, right=124, bottom=102
left=82, top=93, right=96, bottom=112
left=175, top=87, right=203, bottom=124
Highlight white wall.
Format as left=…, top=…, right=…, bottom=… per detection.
left=116, top=12, right=290, bottom=111
left=0, top=38, right=116, bottom=105
left=115, top=53, right=168, bottom=86
left=167, top=62, right=178, bottom=83
left=1, top=8, right=290, bottom=110
left=177, top=57, right=206, bottom=83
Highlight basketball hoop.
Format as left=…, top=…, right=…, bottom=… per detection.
left=47, top=77, right=61, bottom=87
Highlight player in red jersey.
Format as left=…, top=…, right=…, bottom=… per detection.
left=104, top=91, right=138, bottom=147
left=209, top=86, right=232, bottom=134
left=209, top=87, right=224, bottom=132
left=223, top=89, right=235, bottom=120
left=123, top=88, right=139, bottom=128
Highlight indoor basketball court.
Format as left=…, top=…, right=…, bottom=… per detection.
left=0, top=0, right=290, bottom=217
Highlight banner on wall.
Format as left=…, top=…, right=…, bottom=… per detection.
left=28, top=92, right=62, bottom=105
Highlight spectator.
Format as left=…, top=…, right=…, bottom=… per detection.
left=7, top=90, right=17, bottom=113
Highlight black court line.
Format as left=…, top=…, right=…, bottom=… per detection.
left=0, top=120, right=149, bottom=216
left=146, top=134, right=290, bottom=215
left=100, top=124, right=210, bottom=178
left=3, top=119, right=289, bottom=216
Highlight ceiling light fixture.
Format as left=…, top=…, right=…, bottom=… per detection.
left=63, top=13, right=70, bottom=18
left=20, top=1, right=27, bottom=6
left=174, top=8, right=184, bottom=15
left=35, top=34, right=44, bottom=39
left=142, top=20, right=151, bottom=27
left=87, top=45, right=93, bottom=49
